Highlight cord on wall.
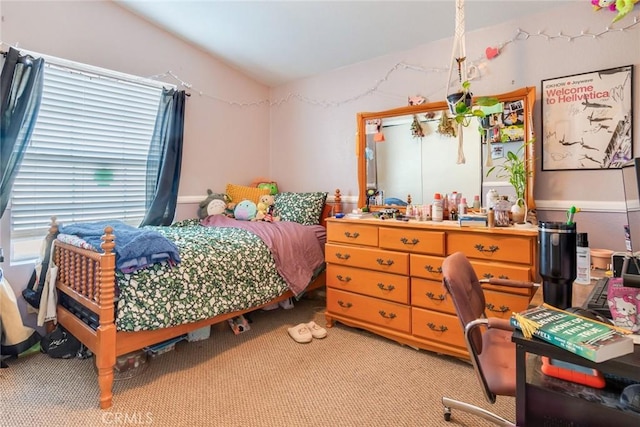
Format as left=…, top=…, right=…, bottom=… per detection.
left=145, top=15, right=640, bottom=108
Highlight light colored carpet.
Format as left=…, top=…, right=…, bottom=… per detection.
left=0, top=293, right=514, bottom=427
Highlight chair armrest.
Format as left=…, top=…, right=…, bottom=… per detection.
left=487, top=317, right=514, bottom=332
left=481, top=278, right=539, bottom=290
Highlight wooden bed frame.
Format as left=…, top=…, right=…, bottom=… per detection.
left=48, top=190, right=341, bottom=409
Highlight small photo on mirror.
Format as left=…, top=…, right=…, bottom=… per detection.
left=491, top=143, right=504, bottom=160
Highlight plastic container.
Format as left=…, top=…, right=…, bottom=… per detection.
left=432, top=193, right=443, bottom=222
left=590, top=248, right=614, bottom=270
left=487, top=208, right=495, bottom=228
left=575, top=233, right=591, bottom=285
left=458, top=198, right=468, bottom=215
left=472, top=195, right=481, bottom=210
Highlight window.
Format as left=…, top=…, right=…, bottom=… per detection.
left=9, top=61, right=167, bottom=261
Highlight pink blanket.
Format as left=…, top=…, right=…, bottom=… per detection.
left=200, top=215, right=326, bottom=296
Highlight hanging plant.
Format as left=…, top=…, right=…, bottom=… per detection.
left=410, top=115, right=425, bottom=138
left=437, top=112, right=456, bottom=138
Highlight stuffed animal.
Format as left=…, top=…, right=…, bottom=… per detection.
left=257, top=181, right=279, bottom=195
left=251, top=177, right=279, bottom=196
left=234, top=200, right=258, bottom=221
left=198, top=189, right=230, bottom=219
left=254, top=194, right=279, bottom=222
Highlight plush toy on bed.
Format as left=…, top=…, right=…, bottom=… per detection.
left=253, top=194, right=280, bottom=222
left=234, top=200, right=258, bottom=221
left=198, top=189, right=230, bottom=219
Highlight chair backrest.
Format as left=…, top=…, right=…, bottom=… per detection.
left=441, top=251, right=486, bottom=354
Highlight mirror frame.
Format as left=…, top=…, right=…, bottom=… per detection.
left=356, top=86, right=536, bottom=212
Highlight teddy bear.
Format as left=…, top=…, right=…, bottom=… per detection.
left=198, top=189, right=230, bottom=219
left=253, top=194, right=279, bottom=222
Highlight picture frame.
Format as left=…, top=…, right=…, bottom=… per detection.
left=541, top=65, right=633, bottom=171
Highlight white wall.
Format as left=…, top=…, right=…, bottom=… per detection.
left=270, top=2, right=640, bottom=250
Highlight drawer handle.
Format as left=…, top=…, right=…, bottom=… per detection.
left=486, top=303, right=509, bottom=313
left=335, top=253, right=351, bottom=260
left=482, top=273, right=509, bottom=280
left=336, top=275, right=352, bottom=283
left=377, top=283, right=395, bottom=292
left=425, top=292, right=446, bottom=302
left=400, top=237, right=419, bottom=246
left=424, top=265, right=443, bottom=274
left=427, top=322, right=448, bottom=333
left=344, top=231, right=360, bottom=239
left=337, top=300, right=353, bottom=308
left=474, top=244, right=500, bottom=254
left=378, top=310, right=396, bottom=319
left=376, top=258, right=395, bottom=266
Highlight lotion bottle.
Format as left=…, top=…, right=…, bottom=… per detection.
left=432, top=193, right=443, bottom=222
left=575, top=232, right=591, bottom=285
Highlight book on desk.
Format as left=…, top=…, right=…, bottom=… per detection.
left=511, top=304, right=634, bottom=363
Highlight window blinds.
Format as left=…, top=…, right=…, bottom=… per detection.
left=10, top=62, right=164, bottom=259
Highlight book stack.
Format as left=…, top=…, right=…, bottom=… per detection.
left=458, top=214, right=488, bottom=227
left=511, top=304, right=634, bottom=363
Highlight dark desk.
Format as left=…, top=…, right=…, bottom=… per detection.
left=513, top=331, right=640, bottom=426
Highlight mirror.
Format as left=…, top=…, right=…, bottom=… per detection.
left=357, top=87, right=536, bottom=212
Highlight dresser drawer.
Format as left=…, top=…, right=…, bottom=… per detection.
left=327, top=288, right=411, bottom=333
left=483, top=289, right=532, bottom=320
left=326, top=264, right=409, bottom=304
left=411, top=278, right=455, bottom=314
left=411, top=307, right=464, bottom=348
left=470, top=260, right=532, bottom=282
left=325, top=243, right=409, bottom=275
left=447, top=232, right=533, bottom=265
left=327, top=222, right=378, bottom=247
left=380, top=227, right=445, bottom=255
left=410, top=254, right=444, bottom=281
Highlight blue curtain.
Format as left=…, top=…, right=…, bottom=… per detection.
left=0, top=47, right=44, bottom=218
left=140, top=88, right=186, bottom=226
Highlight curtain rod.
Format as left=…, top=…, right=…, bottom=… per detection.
left=1, top=43, right=174, bottom=92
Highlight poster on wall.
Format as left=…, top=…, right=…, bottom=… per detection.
left=541, top=65, right=633, bottom=171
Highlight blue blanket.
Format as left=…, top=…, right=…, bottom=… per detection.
left=59, top=220, right=180, bottom=271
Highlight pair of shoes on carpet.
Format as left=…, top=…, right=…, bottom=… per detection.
left=288, top=321, right=327, bottom=343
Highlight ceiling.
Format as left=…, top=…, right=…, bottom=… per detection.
left=116, top=0, right=574, bottom=87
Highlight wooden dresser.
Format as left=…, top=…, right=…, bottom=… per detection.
left=324, top=217, right=539, bottom=359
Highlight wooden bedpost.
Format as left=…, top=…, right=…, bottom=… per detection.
left=334, top=189, right=342, bottom=214
left=95, top=226, right=117, bottom=409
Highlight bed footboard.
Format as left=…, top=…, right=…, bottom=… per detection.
left=51, top=219, right=117, bottom=409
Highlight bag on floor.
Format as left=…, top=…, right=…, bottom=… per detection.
left=41, top=326, right=81, bottom=359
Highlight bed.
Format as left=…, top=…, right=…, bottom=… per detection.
left=47, top=189, right=341, bottom=409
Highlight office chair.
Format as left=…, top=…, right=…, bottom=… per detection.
left=441, top=251, right=536, bottom=426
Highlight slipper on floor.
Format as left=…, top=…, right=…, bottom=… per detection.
left=306, top=321, right=327, bottom=339
left=288, top=323, right=312, bottom=343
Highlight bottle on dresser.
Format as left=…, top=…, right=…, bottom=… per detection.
left=575, top=232, right=591, bottom=285
left=432, top=193, right=443, bottom=222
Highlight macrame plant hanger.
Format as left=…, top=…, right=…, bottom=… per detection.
left=446, top=0, right=468, bottom=164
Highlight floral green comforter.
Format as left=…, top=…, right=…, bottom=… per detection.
left=115, top=219, right=289, bottom=331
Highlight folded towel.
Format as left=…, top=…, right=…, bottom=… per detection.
left=59, top=220, right=180, bottom=271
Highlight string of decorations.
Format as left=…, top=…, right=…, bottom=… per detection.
left=149, top=14, right=637, bottom=108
